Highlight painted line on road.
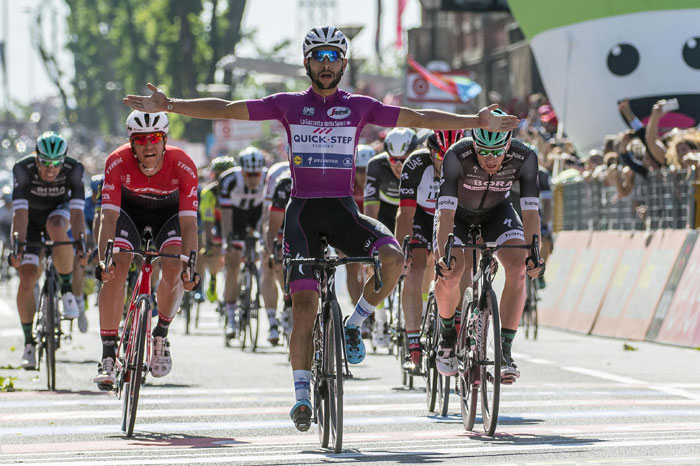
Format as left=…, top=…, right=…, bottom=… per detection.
left=5, top=409, right=700, bottom=438
left=562, top=366, right=700, bottom=401
left=3, top=437, right=700, bottom=465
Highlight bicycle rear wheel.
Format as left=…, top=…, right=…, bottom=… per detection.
left=458, top=288, right=477, bottom=430
left=480, top=288, right=501, bottom=436
left=247, top=267, right=260, bottom=351
left=423, top=294, right=438, bottom=413
left=319, top=300, right=344, bottom=453
left=122, top=296, right=150, bottom=437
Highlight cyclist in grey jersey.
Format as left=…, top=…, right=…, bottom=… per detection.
left=434, top=115, right=545, bottom=383
left=123, top=25, right=520, bottom=432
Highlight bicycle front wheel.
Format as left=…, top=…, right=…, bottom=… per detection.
left=123, top=296, right=150, bottom=437
left=247, top=267, right=261, bottom=351
left=319, top=300, right=344, bottom=453
left=458, top=288, right=477, bottom=430
left=480, top=288, right=501, bottom=436
left=43, top=280, right=58, bottom=391
left=424, top=294, right=438, bottom=413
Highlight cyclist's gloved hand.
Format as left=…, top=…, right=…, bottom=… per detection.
left=526, top=256, right=546, bottom=278
left=95, top=261, right=117, bottom=282
left=181, top=270, right=201, bottom=292
left=8, top=252, right=21, bottom=269
left=435, top=256, right=456, bottom=279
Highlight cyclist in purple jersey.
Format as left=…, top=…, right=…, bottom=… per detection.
left=123, top=25, right=519, bottom=432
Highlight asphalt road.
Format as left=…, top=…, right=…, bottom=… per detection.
left=2, top=270, right=700, bottom=465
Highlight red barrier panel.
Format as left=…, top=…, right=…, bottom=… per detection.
left=591, top=231, right=650, bottom=338
left=655, top=233, right=700, bottom=347
left=612, top=230, right=689, bottom=340
left=538, top=231, right=592, bottom=327
left=563, top=231, right=628, bottom=334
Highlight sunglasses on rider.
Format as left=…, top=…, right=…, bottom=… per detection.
left=475, top=146, right=507, bottom=158
left=38, top=158, right=63, bottom=167
left=131, top=132, right=166, bottom=146
left=307, top=49, right=342, bottom=63
left=244, top=172, right=261, bottom=178
left=389, top=156, right=406, bottom=165
left=432, top=150, right=445, bottom=161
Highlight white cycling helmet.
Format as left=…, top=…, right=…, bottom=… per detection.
left=238, top=147, right=265, bottom=172
left=384, top=128, right=418, bottom=159
left=126, top=110, right=169, bottom=136
left=303, top=26, right=348, bottom=58
left=356, top=144, right=376, bottom=168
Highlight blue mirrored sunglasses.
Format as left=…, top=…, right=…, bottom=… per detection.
left=308, top=49, right=342, bottom=62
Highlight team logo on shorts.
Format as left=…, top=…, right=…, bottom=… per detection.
left=293, top=155, right=302, bottom=165
left=364, top=238, right=372, bottom=251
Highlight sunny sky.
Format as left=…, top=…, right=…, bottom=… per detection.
left=2, top=0, right=421, bottom=107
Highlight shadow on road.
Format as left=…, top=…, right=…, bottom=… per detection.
left=108, top=431, right=251, bottom=448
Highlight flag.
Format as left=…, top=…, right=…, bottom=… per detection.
left=376, top=0, right=382, bottom=60
left=406, top=56, right=482, bottom=103
left=396, top=0, right=407, bottom=48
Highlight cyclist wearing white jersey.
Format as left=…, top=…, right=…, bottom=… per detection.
left=123, top=25, right=519, bottom=432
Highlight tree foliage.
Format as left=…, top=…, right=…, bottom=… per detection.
left=64, top=0, right=246, bottom=141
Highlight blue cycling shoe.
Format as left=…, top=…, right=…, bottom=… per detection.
left=290, top=399, right=313, bottom=432
left=344, top=320, right=366, bottom=364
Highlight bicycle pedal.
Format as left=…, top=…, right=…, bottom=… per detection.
left=501, top=376, right=516, bottom=385
left=97, top=382, right=113, bottom=392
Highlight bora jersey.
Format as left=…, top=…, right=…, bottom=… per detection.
left=246, top=87, right=400, bottom=199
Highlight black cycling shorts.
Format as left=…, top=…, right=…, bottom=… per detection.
left=411, top=208, right=434, bottom=251
left=436, top=201, right=524, bottom=250
left=378, top=202, right=398, bottom=235
left=114, top=199, right=181, bottom=252
left=225, top=204, right=263, bottom=248
left=22, top=202, right=70, bottom=266
left=284, top=196, right=399, bottom=294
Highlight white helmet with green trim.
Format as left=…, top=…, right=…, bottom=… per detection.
left=471, top=109, right=512, bottom=148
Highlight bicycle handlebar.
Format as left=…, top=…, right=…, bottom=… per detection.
left=103, top=239, right=196, bottom=276
left=283, top=251, right=383, bottom=295
left=441, top=233, right=541, bottom=272
left=13, top=231, right=86, bottom=253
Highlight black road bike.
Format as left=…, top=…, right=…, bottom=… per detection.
left=284, top=234, right=382, bottom=453
left=443, top=228, right=540, bottom=436
left=14, top=232, right=85, bottom=391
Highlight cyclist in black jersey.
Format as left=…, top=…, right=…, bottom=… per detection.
left=395, top=130, right=463, bottom=373
left=364, top=128, right=418, bottom=348
left=364, top=128, right=418, bottom=233
left=434, top=110, right=545, bottom=383
left=10, top=132, right=87, bottom=370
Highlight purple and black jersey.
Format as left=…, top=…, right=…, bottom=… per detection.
left=246, top=87, right=400, bottom=199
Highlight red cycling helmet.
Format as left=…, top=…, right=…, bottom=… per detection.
left=427, top=129, right=465, bottom=159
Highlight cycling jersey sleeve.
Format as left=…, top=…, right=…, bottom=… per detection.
left=101, top=154, right=124, bottom=212
left=11, top=163, right=29, bottom=211
left=271, top=178, right=291, bottom=212
left=363, top=158, right=381, bottom=206
left=437, top=151, right=461, bottom=211
left=176, top=153, right=199, bottom=217
left=358, top=96, right=401, bottom=127
left=217, top=171, right=237, bottom=208
left=68, top=162, right=86, bottom=211
left=519, top=152, right=541, bottom=211
left=246, top=94, right=286, bottom=121
left=399, top=155, right=421, bottom=208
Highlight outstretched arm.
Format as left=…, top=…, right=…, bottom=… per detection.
left=396, top=104, right=519, bottom=132
left=123, top=83, right=250, bottom=120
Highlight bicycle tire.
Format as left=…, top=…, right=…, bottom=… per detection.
left=480, top=288, right=501, bottom=436
left=123, top=296, right=150, bottom=437
left=182, top=292, right=192, bottom=335
left=327, top=300, right=344, bottom=453
left=238, top=270, right=251, bottom=349
left=458, top=288, right=477, bottom=430
left=313, top=313, right=329, bottom=448
left=530, top=279, right=539, bottom=340
left=247, top=266, right=260, bottom=351
left=44, top=280, right=57, bottom=391
left=424, top=295, right=438, bottom=413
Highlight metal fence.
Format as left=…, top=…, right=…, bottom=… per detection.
left=554, top=167, right=697, bottom=231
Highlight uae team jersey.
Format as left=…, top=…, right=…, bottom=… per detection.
left=246, top=87, right=401, bottom=198
left=101, top=144, right=199, bottom=217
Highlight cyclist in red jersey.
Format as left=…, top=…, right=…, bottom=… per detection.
left=123, top=25, right=518, bottom=431
left=93, top=111, right=200, bottom=389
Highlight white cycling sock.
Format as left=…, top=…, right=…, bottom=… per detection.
left=266, top=308, right=278, bottom=326
left=293, top=369, right=312, bottom=401
left=346, top=296, right=375, bottom=328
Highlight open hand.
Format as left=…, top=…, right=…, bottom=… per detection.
left=123, top=83, right=169, bottom=112
left=478, top=104, right=520, bottom=132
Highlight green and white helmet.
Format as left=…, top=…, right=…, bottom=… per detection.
left=36, top=131, right=67, bottom=161
left=471, top=109, right=512, bottom=148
